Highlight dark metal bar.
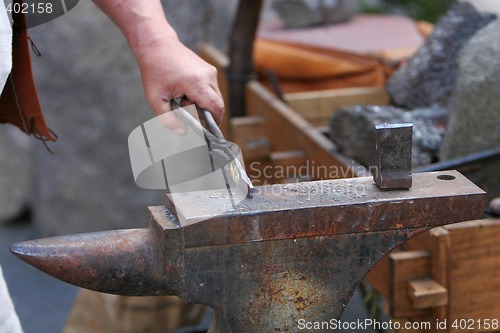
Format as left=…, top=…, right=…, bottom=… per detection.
left=414, top=147, right=500, bottom=173
left=227, top=0, right=263, bottom=117
left=265, top=69, right=286, bottom=102
left=373, top=123, right=413, bottom=190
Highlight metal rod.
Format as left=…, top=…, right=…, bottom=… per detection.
left=227, top=0, right=263, bottom=117
left=415, top=147, right=500, bottom=172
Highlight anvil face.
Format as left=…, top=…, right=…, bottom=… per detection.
left=11, top=171, right=485, bottom=333
left=166, top=171, right=483, bottom=236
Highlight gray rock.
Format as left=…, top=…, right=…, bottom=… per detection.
left=29, top=1, right=236, bottom=236
left=386, top=2, right=496, bottom=109
left=323, top=0, right=360, bottom=24
left=272, top=0, right=323, bottom=28
left=162, top=0, right=237, bottom=51
left=490, top=197, right=500, bottom=216
left=440, top=19, right=500, bottom=200
left=0, top=126, right=32, bottom=223
left=272, top=0, right=359, bottom=28
left=330, top=105, right=445, bottom=168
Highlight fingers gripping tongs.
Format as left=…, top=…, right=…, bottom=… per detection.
left=171, top=100, right=254, bottom=199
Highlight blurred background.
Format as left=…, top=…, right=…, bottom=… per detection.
left=1, top=0, right=499, bottom=332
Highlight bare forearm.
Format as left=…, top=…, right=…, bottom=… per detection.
left=91, top=0, right=178, bottom=55
left=91, top=0, right=225, bottom=123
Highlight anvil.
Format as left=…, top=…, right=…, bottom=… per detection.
left=10, top=171, right=484, bottom=332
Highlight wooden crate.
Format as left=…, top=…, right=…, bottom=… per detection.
left=286, top=87, right=389, bottom=128
left=367, top=219, right=500, bottom=333
left=199, top=43, right=500, bottom=331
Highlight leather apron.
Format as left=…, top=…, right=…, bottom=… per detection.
left=0, top=2, right=56, bottom=142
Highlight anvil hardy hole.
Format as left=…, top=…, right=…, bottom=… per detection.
left=437, top=175, right=456, bottom=181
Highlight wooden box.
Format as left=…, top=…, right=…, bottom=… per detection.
left=367, top=219, right=500, bottom=333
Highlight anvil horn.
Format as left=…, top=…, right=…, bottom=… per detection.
left=9, top=227, right=176, bottom=296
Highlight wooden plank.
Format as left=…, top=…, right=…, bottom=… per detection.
left=444, top=218, right=500, bottom=231
left=389, top=250, right=432, bottom=318
left=408, top=278, right=448, bottom=309
left=269, top=150, right=308, bottom=183
left=231, top=116, right=266, bottom=142
left=396, top=227, right=450, bottom=324
left=245, top=157, right=273, bottom=187
left=365, top=252, right=390, bottom=298
left=270, top=150, right=306, bottom=168
left=285, top=87, right=389, bottom=127
left=388, top=220, right=500, bottom=332
left=427, top=228, right=450, bottom=323
left=231, top=116, right=270, bottom=162
left=444, top=219, right=500, bottom=332
left=238, top=140, right=271, bottom=164
left=246, top=81, right=368, bottom=179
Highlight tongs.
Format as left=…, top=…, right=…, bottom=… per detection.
left=171, top=100, right=254, bottom=198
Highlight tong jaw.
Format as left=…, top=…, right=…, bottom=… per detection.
left=172, top=101, right=254, bottom=198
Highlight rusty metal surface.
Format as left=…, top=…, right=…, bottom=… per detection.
left=373, top=123, right=413, bottom=190
left=10, top=171, right=485, bottom=332
left=8, top=226, right=184, bottom=296
left=187, top=228, right=425, bottom=333
left=167, top=171, right=484, bottom=246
